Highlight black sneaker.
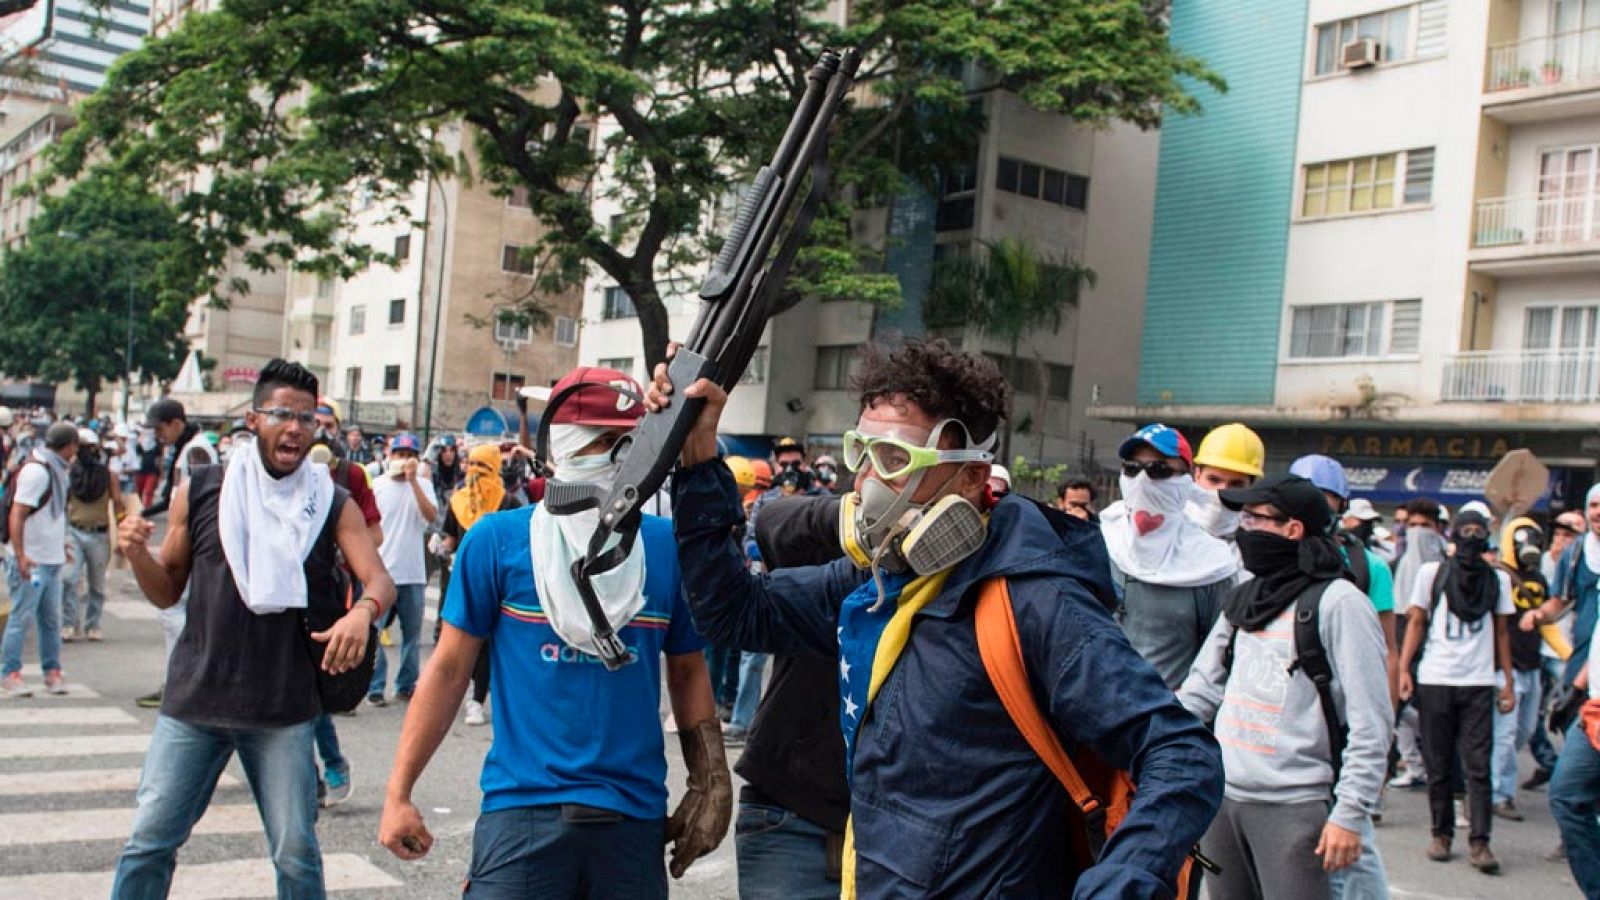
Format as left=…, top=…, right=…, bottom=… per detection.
left=1522, top=767, right=1553, bottom=790
left=367, top=692, right=388, bottom=708
left=396, top=689, right=414, bottom=702
left=135, top=689, right=163, bottom=709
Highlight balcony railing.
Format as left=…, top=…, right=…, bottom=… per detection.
left=1442, top=350, right=1600, bottom=402
left=1472, top=191, right=1600, bottom=250
left=1486, top=26, right=1600, bottom=92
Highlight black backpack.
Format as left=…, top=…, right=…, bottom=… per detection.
left=1221, top=582, right=1348, bottom=782
left=1337, top=531, right=1371, bottom=595
left=0, top=460, right=51, bottom=545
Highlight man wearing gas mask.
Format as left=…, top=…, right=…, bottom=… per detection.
left=655, top=339, right=1222, bottom=899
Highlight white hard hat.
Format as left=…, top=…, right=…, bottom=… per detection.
left=77, top=428, right=99, bottom=447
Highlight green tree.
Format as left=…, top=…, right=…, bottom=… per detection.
left=927, top=236, right=1091, bottom=461
left=52, top=0, right=1219, bottom=368
left=0, top=173, right=204, bottom=414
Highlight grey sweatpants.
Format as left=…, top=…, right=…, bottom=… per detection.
left=1202, top=797, right=1330, bottom=900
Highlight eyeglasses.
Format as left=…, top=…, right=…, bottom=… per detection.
left=252, top=407, right=317, bottom=427
left=1240, top=509, right=1292, bottom=529
left=841, top=418, right=994, bottom=481
left=1121, top=459, right=1180, bottom=481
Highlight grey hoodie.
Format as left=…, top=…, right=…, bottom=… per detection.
left=1178, top=579, right=1392, bottom=833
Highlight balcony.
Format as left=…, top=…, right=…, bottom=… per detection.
left=1484, top=26, right=1600, bottom=121
left=1469, top=191, right=1600, bottom=274
left=1442, top=350, right=1600, bottom=403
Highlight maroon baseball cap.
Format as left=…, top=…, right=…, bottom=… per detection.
left=549, top=367, right=645, bottom=428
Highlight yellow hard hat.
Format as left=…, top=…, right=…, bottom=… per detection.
left=1193, top=422, right=1265, bottom=478
left=725, top=455, right=756, bottom=491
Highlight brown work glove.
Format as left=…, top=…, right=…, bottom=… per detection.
left=665, top=716, right=733, bottom=878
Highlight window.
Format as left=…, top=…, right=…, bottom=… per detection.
left=602, top=286, right=637, bottom=320
left=388, top=297, right=406, bottom=326
left=983, top=356, right=1072, bottom=399
left=508, top=185, right=531, bottom=208
left=1403, top=148, right=1434, bottom=204
left=494, top=313, right=532, bottom=344
left=814, top=345, right=859, bottom=390
left=553, top=316, right=578, bottom=347
left=345, top=367, right=362, bottom=396
left=1301, top=149, right=1432, bottom=218
left=393, top=234, right=410, bottom=262
left=313, top=323, right=331, bottom=351
left=491, top=372, right=526, bottom=401
left=383, top=365, right=401, bottom=394
left=501, top=243, right=536, bottom=275
left=995, top=156, right=1088, bottom=211
left=1524, top=304, right=1600, bottom=352
left=316, top=277, right=335, bottom=300
left=349, top=304, right=366, bottom=336
left=1288, top=300, right=1419, bottom=359
left=1390, top=299, right=1421, bottom=353
left=739, top=347, right=769, bottom=386
left=1313, top=5, right=1414, bottom=76
left=597, top=357, right=634, bottom=377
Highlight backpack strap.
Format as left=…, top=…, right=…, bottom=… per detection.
left=1289, top=581, right=1347, bottom=785
left=1338, top=532, right=1370, bottom=594
left=974, top=578, right=1102, bottom=819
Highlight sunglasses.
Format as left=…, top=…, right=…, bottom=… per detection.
left=1121, top=459, right=1181, bottom=481
left=252, top=407, right=317, bottom=428
left=841, top=419, right=993, bottom=481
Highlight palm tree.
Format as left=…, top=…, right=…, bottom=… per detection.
left=927, top=237, right=1093, bottom=462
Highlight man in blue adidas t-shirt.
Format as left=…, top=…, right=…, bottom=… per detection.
left=378, top=367, right=731, bottom=898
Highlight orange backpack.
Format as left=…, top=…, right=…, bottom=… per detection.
left=974, top=578, right=1209, bottom=898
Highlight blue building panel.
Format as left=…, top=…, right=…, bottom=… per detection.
left=1138, top=0, right=1307, bottom=406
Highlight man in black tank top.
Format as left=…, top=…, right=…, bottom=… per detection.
left=110, top=360, right=397, bottom=899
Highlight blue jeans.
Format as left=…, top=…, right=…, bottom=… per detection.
left=1550, top=720, right=1600, bottom=897
left=731, top=652, right=769, bottom=729
left=313, top=714, right=345, bottom=773
left=1327, top=815, right=1388, bottom=900
left=465, top=805, right=666, bottom=899
left=735, top=801, right=837, bottom=899
left=112, top=715, right=323, bottom=899
left=1529, top=655, right=1566, bottom=771
left=369, top=582, right=425, bottom=697
left=1492, top=668, right=1542, bottom=804
left=62, top=525, right=110, bottom=632
left=1, top=562, right=62, bottom=676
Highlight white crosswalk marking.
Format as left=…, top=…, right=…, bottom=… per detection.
left=0, top=660, right=412, bottom=896
left=0, top=767, right=239, bottom=795
left=102, top=601, right=160, bottom=621
left=0, top=853, right=403, bottom=899
left=0, top=706, right=138, bottom=726
left=0, top=733, right=151, bottom=757
left=0, top=802, right=264, bottom=846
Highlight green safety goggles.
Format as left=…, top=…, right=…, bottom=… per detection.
left=841, top=418, right=995, bottom=481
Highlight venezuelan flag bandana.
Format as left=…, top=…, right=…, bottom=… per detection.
left=836, top=567, right=953, bottom=897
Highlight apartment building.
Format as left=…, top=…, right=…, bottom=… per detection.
left=577, top=79, right=1157, bottom=468
left=1098, top=0, right=1600, bottom=510
left=0, top=0, right=149, bottom=96
left=320, top=122, right=582, bottom=437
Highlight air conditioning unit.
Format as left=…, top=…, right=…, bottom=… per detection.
left=1341, top=37, right=1380, bottom=70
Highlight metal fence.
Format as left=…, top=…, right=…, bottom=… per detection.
left=1442, top=350, right=1600, bottom=402
left=1486, top=26, right=1600, bottom=92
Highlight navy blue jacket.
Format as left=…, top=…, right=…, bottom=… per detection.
left=673, top=461, right=1223, bottom=899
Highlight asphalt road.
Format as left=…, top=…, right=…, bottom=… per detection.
left=0, top=567, right=1584, bottom=898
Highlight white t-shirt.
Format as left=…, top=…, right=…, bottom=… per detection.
left=175, top=433, right=218, bottom=485
left=12, top=458, right=65, bottom=565
left=374, top=474, right=433, bottom=585
left=1411, top=560, right=1514, bottom=687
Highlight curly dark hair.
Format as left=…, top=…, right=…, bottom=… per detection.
left=851, top=338, right=1011, bottom=446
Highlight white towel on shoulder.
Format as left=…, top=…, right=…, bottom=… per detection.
left=218, top=444, right=336, bottom=615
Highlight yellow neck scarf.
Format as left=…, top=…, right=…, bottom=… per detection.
left=840, top=567, right=953, bottom=898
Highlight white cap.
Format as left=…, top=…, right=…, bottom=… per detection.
left=1344, top=498, right=1381, bottom=521
left=1459, top=500, right=1493, bottom=522
left=77, top=428, right=99, bottom=447
left=0, top=406, right=12, bottom=428
left=990, top=465, right=1011, bottom=487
